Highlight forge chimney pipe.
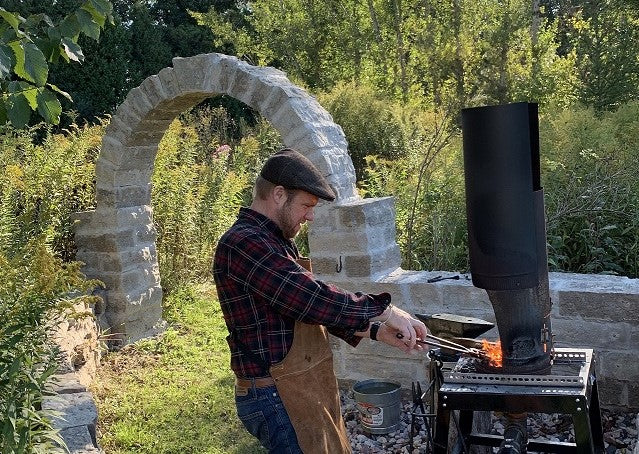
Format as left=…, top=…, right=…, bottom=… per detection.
left=462, top=102, right=552, bottom=373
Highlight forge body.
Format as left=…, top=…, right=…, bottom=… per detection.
left=462, top=102, right=553, bottom=375
left=431, top=102, right=605, bottom=454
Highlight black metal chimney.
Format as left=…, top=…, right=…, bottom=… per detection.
left=462, top=102, right=552, bottom=373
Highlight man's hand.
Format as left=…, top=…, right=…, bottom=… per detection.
left=376, top=322, right=429, bottom=354
left=371, top=305, right=429, bottom=350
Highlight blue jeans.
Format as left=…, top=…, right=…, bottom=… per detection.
left=235, top=384, right=303, bottom=453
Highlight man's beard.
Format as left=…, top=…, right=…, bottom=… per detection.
left=276, top=204, right=299, bottom=239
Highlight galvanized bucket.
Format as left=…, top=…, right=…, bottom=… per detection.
left=352, top=379, right=401, bottom=434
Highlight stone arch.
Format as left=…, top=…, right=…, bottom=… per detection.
left=73, top=53, right=365, bottom=343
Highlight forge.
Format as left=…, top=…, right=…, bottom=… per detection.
left=430, top=103, right=605, bottom=454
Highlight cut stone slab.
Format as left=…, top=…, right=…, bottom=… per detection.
left=42, top=392, right=98, bottom=430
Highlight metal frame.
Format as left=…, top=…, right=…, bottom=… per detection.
left=433, top=348, right=605, bottom=454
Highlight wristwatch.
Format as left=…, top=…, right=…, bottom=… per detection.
left=369, top=321, right=382, bottom=341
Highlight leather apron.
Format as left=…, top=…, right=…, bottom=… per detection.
left=269, top=321, right=351, bottom=454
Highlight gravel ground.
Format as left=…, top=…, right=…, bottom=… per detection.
left=340, top=390, right=639, bottom=454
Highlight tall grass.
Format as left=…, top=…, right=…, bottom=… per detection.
left=92, top=284, right=264, bottom=454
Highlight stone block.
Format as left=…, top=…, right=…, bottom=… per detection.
left=308, top=224, right=397, bottom=254
left=96, top=252, right=124, bottom=273
left=121, top=87, right=154, bottom=120
left=337, top=197, right=396, bottom=230
left=596, top=378, right=627, bottom=408
left=333, top=349, right=428, bottom=388
left=95, top=184, right=152, bottom=209
left=344, top=244, right=401, bottom=278
left=47, top=373, right=87, bottom=394
left=135, top=223, right=158, bottom=244
left=59, top=425, right=97, bottom=452
left=437, top=280, right=494, bottom=314
left=550, top=318, right=632, bottom=350
left=42, top=392, right=98, bottom=430
left=226, top=66, right=263, bottom=106
left=138, top=74, right=168, bottom=108
left=290, top=124, right=348, bottom=154
left=598, top=350, right=639, bottom=381
left=556, top=289, right=639, bottom=322
left=127, top=127, right=175, bottom=147
left=103, top=117, right=132, bottom=146
left=75, top=231, right=135, bottom=254
left=625, top=382, right=639, bottom=409
left=157, top=67, right=182, bottom=100
left=233, top=74, right=281, bottom=110
left=96, top=166, right=155, bottom=188
left=308, top=254, right=343, bottom=277
left=119, top=245, right=158, bottom=270
left=112, top=103, right=142, bottom=135
left=172, top=54, right=218, bottom=93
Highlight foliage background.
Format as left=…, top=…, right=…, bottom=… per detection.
left=1, top=0, right=639, bottom=452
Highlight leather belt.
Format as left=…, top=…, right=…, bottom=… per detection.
left=235, top=376, right=276, bottom=389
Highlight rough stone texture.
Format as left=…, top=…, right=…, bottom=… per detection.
left=74, top=53, right=357, bottom=344
left=320, top=269, right=639, bottom=410
left=71, top=52, right=639, bottom=414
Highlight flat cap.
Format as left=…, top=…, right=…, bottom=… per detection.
left=260, top=148, right=336, bottom=201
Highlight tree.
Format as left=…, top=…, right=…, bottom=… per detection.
left=570, top=0, right=639, bottom=111
left=0, top=0, right=113, bottom=127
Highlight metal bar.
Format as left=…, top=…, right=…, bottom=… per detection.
left=467, top=434, right=579, bottom=454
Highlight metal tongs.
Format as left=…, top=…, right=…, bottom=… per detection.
left=397, top=332, right=486, bottom=359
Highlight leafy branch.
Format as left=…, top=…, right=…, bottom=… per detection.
left=0, top=0, right=113, bottom=128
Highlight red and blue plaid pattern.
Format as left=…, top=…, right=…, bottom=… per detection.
left=213, top=208, right=390, bottom=378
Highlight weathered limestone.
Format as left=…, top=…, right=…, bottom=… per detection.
left=74, top=53, right=359, bottom=343
left=320, top=267, right=639, bottom=410
left=73, top=52, right=639, bottom=411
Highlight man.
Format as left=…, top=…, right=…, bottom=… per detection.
left=213, top=148, right=428, bottom=453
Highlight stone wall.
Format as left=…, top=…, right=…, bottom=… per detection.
left=310, top=197, right=639, bottom=410
left=73, top=53, right=639, bottom=412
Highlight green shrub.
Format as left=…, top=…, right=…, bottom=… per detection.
left=151, top=111, right=282, bottom=291
left=0, top=123, right=102, bottom=260
left=0, top=238, right=101, bottom=454
left=318, top=82, right=406, bottom=179
left=357, top=104, right=469, bottom=272
left=541, top=103, right=639, bottom=277
left=0, top=123, right=104, bottom=453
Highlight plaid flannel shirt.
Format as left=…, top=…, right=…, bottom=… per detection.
left=213, top=208, right=390, bottom=378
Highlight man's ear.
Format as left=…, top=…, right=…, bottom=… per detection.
left=272, top=185, right=288, bottom=207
